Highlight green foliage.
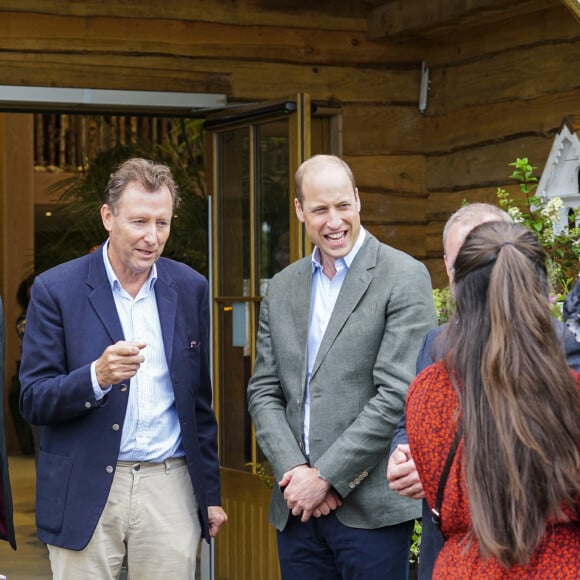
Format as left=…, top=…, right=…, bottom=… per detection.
left=432, top=287, right=453, bottom=325
left=246, top=462, right=275, bottom=489
left=35, top=119, right=209, bottom=276
left=409, top=519, right=422, bottom=567
left=496, top=157, right=579, bottom=301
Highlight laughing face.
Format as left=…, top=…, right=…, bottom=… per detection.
left=101, top=180, right=173, bottom=290
left=294, top=161, right=361, bottom=273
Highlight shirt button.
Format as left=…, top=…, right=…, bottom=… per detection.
left=106, top=466, right=114, bottom=474
left=120, top=384, right=128, bottom=392
left=84, top=402, right=92, bottom=408
left=112, top=424, right=120, bottom=431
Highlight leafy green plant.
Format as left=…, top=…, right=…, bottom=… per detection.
left=35, top=119, right=209, bottom=276
left=245, top=462, right=275, bottom=489
left=496, top=157, right=579, bottom=301
left=432, top=287, right=453, bottom=326
left=409, top=519, right=422, bottom=568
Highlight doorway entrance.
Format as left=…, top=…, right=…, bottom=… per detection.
left=205, top=95, right=338, bottom=578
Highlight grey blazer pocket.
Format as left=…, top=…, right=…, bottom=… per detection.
left=36, top=450, right=73, bottom=533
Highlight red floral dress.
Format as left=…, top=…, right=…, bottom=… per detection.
left=406, top=362, right=580, bottom=579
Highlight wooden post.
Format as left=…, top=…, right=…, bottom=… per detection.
left=0, top=113, right=35, bottom=453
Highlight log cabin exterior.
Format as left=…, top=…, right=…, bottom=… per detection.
left=0, top=1, right=579, bottom=577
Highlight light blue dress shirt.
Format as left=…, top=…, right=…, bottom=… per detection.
left=304, top=228, right=366, bottom=456
left=90, top=242, right=183, bottom=462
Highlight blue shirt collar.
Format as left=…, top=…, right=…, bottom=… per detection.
left=101, top=240, right=157, bottom=293
left=311, top=227, right=366, bottom=272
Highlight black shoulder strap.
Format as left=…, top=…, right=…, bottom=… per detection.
left=431, top=423, right=463, bottom=529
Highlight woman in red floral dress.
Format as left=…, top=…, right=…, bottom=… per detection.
left=407, top=221, right=580, bottom=579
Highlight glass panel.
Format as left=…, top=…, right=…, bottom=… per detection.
left=212, top=105, right=333, bottom=474
left=218, top=128, right=250, bottom=296
left=216, top=127, right=251, bottom=470
left=254, top=121, right=290, bottom=472
left=256, top=121, right=291, bottom=294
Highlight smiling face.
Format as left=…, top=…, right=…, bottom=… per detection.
left=101, top=180, right=173, bottom=289
left=294, top=161, right=361, bottom=272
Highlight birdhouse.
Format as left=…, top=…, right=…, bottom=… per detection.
left=537, top=117, right=580, bottom=235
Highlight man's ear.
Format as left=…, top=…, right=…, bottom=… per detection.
left=355, top=188, right=361, bottom=212
left=101, top=204, right=113, bottom=232
left=294, top=198, right=305, bottom=223
left=443, top=254, right=454, bottom=283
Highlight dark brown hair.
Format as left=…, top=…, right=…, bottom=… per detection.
left=445, top=220, right=580, bottom=567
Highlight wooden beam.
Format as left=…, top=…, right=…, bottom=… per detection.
left=368, top=0, right=552, bottom=39
left=561, top=0, right=580, bottom=22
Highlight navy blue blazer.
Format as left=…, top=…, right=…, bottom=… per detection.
left=391, top=318, right=580, bottom=579
left=0, top=296, right=16, bottom=549
left=19, top=246, right=220, bottom=550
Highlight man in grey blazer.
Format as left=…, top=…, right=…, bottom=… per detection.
left=247, top=155, right=436, bottom=579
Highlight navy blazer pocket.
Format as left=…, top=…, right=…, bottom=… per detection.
left=36, top=450, right=73, bottom=533
left=184, top=339, right=201, bottom=362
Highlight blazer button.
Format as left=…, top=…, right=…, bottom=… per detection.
left=106, top=466, right=114, bottom=474
left=120, top=384, right=128, bottom=392
left=84, top=401, right=92, bottom=408
left=349, top=482, right=355, bottom=489
left=112, top=424, right=120, bottom=431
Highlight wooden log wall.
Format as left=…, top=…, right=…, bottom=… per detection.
left=0, top=1, right=578, bottom=285
left=0, top=0, right=431, bottom=275
left=420, top=0, right=580, bottom=286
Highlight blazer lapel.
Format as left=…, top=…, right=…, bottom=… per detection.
left=291, top=258, right=313, bottom=346
left=153, top=261, right=177, bottom=367
left=87, top=246, right=125, bottom=343
left=311, top=234, right=377, bottom=379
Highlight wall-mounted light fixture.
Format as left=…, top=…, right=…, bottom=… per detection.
left=0, top=85, right=227, bottom=116
left=419, top=61, right=430, bottom=114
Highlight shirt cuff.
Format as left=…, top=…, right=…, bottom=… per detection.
left=91, top=361, right=112, bottom=401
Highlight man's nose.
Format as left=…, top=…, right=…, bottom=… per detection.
left=327, top=209, right=342, bottom=228
left=143, top=223, right=157, bottom=241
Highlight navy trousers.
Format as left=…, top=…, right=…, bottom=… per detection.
left=418, top=501, right=445, bottom=579
left=277, top=512, right=414, bottom=580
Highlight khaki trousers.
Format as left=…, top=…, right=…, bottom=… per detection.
left=48, top=457, right=201, bottom=580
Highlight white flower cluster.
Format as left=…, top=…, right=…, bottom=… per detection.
left=540, top=196, right=563, bottom=224
left=507, top=206, right=525, bottom=223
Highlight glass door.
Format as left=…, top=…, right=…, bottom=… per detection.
left=204, top=95, right=336, bottom=579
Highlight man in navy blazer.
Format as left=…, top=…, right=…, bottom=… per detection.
left=19, top=158, right=226, bottom=578
left=0, top=296, right=16, bottom=550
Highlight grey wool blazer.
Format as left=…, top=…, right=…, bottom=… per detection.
left=248, top=232, right=436, bottom=531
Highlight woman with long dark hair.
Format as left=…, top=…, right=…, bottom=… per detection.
left=407, top=221, right=580, bottom=578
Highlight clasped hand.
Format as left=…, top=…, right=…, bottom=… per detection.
left=279, top=465, right=342, bottom=522
left=386, top=444, right=425, bottom=499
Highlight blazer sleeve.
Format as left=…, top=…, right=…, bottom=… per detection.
left=19, top=275, right=100, bottom=425
left=193, top=282, right=222, bottom=506
left=389, top=325, right=443, bottom=455
left=247, top=288, right=308, bottom=479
